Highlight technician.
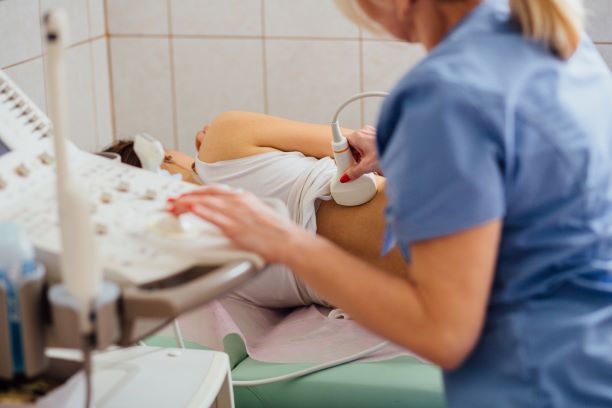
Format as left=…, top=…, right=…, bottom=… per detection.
left=171, top=0, right=612, bottom=406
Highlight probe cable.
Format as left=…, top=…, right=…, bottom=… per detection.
left=232, top=341, right=389, bottom=387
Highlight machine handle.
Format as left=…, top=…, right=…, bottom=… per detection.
left=118, top=261, right=258, bottom=345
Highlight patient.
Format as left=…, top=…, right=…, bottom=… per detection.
left=104, top=111, right=408, bottom=307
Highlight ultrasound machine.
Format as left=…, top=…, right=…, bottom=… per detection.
left=0, top=10, right=272, bottom=408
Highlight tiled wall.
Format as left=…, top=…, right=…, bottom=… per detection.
left=107, top=0, right=612, bottom=153
left=107, top=0, right=426, bottom=152
left=0, top=0, right=113, bottom=152
left=1, top=1, right=611, bottom=154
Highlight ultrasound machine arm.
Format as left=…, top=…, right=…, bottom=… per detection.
left=0, top=10, right=269, bottom=389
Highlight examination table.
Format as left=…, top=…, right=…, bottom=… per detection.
left=145, top=334, right=446, bottom=408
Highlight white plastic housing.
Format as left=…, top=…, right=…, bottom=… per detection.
left=330, top=122, right=377, bottom=207
left=134, top=133, right=165, bottom=173
left=45, top=10, right=102, bottom=332
left=330, top=173, right=377, bottom=206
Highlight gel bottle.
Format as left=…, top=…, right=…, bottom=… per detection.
left=0, top=222, right=37, bottom=375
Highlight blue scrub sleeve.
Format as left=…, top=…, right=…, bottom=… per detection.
left=381, top=78, right=506, bottom=248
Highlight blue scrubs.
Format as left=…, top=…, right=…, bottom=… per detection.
left=376, top=0, right=612, bottom=406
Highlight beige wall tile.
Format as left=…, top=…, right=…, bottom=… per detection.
left=170, top=0, right=261, bottom=36
left=0, top=0, right=42, bottom=68
left=266, top=39, right=361, bottom=129
left=265, top=0, right=358, bottom=38
left=63, top=43, right=98, bottom=151
left=40, top=0, right=91, bottom=46
left=92, top=38, right=113, bottom=148
left=586, top=0, right=612, bottom=42
left=107, top=0, right=168, bottom=35
left=3, top=58, right=47, bottom=114
left=88, top=0, right=106, bottom=38
left=110, top=38, right=174, bottom=147
left=362, top=41, right=425, bottom=125
left=173, top=38, right=265, bottom=152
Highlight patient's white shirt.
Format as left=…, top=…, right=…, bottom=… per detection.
left=195, top=151, right=337, bottom=307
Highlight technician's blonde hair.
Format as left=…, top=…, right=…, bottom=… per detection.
left=334, top=0, right=585, bottom=60
left=510, top=0, right=584, bottom=59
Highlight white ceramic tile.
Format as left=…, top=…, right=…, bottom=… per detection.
left=266, top=39, right=361, bottom=129
left=110, top=38, right=174, bottom=147
left=107, top=0, right=168, bottom=35
left=265, top=0, right=359, bottom=38
left=171, top=0, right=261, bottom=36
left=361, top=30, right=399, bottom=41
left=3, top=58, right=47, bottom=114
left=362, top=41, right=425, bottom=125
left=59, top=43, right=98, bottom=151
left=596, top=44, right=612, bottom=70
left=0, top=0, right=42, bottom=68
left=92, top=38, right=113, bottom=148
left=40, top=0, right=91, bottom=45
left=173, top=38, right=265, bottom=152
left=585, top=0, right=612, bottom=42
left=88, top=0, right=106, bottom=38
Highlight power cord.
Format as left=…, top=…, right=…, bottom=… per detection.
left=165, top=307, right=386, bottom=386
left=81, top=334, right=94, bottom=408
left=232, top=341, right=389, bottom=387
left=172, top=319, right=186, bottom=349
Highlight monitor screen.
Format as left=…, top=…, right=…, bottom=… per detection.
left=0, top=140, right=10, bottom=157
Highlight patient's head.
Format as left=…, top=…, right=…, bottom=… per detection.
left=100, top=140, right=200, bottom=184
left=102, top=140, right=142, bottom=167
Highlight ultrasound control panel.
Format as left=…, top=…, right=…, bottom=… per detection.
left=0, top=70, right=263, bottom=287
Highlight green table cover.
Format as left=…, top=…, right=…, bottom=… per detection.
left=145, top=334, right=446, bottom=408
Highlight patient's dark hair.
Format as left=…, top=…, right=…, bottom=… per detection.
left=101, top=140, right=142, bottom=168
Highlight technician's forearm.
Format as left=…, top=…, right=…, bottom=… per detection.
left=283, top=233, right=460, bottom=367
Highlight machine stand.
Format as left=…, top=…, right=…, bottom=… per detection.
left=48, top=282, right=121, bottom=350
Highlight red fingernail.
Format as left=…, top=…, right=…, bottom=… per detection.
left=187, top=203, right=195, bottom=211
left=167, top=197, right=177, bottom=203
left=340, top=174, right=351, bottom=183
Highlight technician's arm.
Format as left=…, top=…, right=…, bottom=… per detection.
left=171, top=187, right=501, bottom=369
left=286, top=220, right=501, bottom=369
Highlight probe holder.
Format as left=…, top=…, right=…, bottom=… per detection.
left=48, top=282, right=121, bottom=350
left=0, top=266, right=47, bottom=380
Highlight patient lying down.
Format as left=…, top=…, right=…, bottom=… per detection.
left=103, top=111, right=409, bottom=308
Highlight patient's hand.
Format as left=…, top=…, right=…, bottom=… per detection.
left=168, top=186, right=309, bottom=263
left=195, top=124, right=209, bottom=152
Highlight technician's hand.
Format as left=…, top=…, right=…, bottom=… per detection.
left=168, top=186, right=309, bottom=264
left=342, top=125, right=381, bottom=183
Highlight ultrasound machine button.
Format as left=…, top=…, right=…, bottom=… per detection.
left=100, top=192, right=113, bottom=204
left=38, top=152, right=55, bottom=165
left=95, top=223, right=108, bottom=235
left=143, top=189, right=157, bottom=200
left=15, top=164, right=30, bottom=177
left=116, top=181, right=130, bottom=192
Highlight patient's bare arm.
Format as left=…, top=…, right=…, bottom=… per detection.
left=198, top=111, right=353, bottom=163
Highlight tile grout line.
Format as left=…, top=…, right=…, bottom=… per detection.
left=104, top=0, right=118, bottom=143
left=106, top=33, right=405, bottom=43
left=167, top=0, right=180, bottom=150
left=261, top=0, right=269, bottom=114
left=358, top=27, right=365, bottom=128
left=2, top=54, right=44, bottom=71
left=85, top=0, right=101, bottom=150
left=2, top=33, right=111, bottom=72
